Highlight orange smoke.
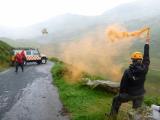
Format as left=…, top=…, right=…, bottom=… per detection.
left=55, top=25, right=149, bottom=82
left=106, top=25, right=150, bottom=42
left=58, top=34, right=127, bottom=82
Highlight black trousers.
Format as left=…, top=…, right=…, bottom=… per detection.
left=15, top=62, right=24, bottom=72
left=110, top=93, right=144, bottom=116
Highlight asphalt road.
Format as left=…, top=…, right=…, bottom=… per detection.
left=0, top=61, right=69, bottom=120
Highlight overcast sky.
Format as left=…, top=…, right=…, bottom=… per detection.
left=0, top=0, right=136, bottom=27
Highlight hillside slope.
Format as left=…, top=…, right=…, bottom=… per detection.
left=0, top=40, right=12, bottom=71
left=0, top=0, right=159, bottom=69
left=1, top=0, right=160, bottom=41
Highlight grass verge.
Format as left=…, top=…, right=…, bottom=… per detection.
left=0, top=40, right=12, bottom=72
left=50, top=57, right=160, bottom=120
left=51, top=62, right=114, bottom=120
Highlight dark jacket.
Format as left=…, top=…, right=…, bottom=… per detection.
left=120, top=44, right=150, bottom=96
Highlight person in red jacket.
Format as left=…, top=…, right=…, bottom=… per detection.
left=20, top=50, right=26, bottom=64
left=15, top=52, right=24, bottom=73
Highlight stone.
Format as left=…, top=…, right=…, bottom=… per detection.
left=127, top=106, right=154, bottom=120
left=83, top=79, right=120, bottom=93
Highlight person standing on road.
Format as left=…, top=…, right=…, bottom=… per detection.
left=15, top=52, right=24, bottom=73
left=107, top=32, right=150, bottom=119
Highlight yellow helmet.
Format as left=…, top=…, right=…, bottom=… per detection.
left=131, top=52, right=143, bottom=60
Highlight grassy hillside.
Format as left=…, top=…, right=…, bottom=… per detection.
left=0, top=40, right=12, bottom=71
left=145, top=69, right=160, bottom=96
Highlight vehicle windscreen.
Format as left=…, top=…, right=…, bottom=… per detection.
left=33, top=50, right=40, bottom=55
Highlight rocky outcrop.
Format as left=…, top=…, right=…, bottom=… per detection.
left=83, top=79, right=120, bottom=93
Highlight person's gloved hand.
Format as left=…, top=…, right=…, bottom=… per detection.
left=146, top=30, right=150, bottom=44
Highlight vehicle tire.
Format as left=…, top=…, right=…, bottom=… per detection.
left=41, top=58, right=47, bottom=64
left=37, top=60, right=41, bottom=65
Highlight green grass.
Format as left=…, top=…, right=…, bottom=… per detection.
left=51, top=58, right=160, bottom=120
left=144, top=69, right=160, bottom=106
left=144, top=96, right=160, bottom=106
left=0, top=40, right=13, bottom=71
left=51, top=63, right=112, bottom=120
left=49, top=57, right=64, bottom=64
left=145, top=69, right=160, bottom=96
left=51, top=61, right=130, bottom=120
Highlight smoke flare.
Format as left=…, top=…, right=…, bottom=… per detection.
left=106, top=25, right=150, bottom=42
left=56, top=25, right=149, bottom=82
